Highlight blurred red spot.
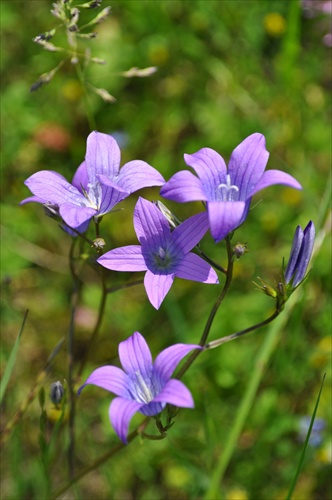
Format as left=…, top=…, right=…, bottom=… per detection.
left=34, top=123, right=71, bottom=152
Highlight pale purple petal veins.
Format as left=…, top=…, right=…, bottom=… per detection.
left=116, top=160, right=165, bottom=193
left=293, top=221, right=315, bottom=286
left=134, top=197, right=170, bottom=248
left=153, top=379, right=194, bottom=408
left=250, top=169, right=302, bottom=197
left=154, top=343, right=202, bottom=380
left=172, top=212, right=209, bottom=254
left=118, top=331, right=153, bottom=379
left=24, top=171, right=86, bottom=206
left=228, top=133, right=270, bottom=199
left=97, top=177, right=130, bottom=215
left=208, top=201, right=246, bottom=242
left=160, top=170, right=208, bottom=203
left=77, top=366, right=131, bottom=398
left=175, top=252, right=219, bottom=283
left=144, top=270, right=174, bottom=309
left=109, top=397, right=143, bottom=444
left=97, top=246, right=147, bottom=272
left=59, top=203, right=96, bottom=228
left=284, top=226, right=304, bottom=283
left=184, top=148, right=227, bottom=198
left=85, top=131, right=121, bottom=184
left=72, top=161, right=89, bottom=192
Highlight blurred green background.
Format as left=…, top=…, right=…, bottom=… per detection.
left=1, top=1, right=331, bottom=499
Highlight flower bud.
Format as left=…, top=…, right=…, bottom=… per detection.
left=93, top=237, right=106, bottom=249
left=154, top=201, right=182, bottom=230
left=284, top=221, right=315, bottom=289
left=50, top=381, right=64, bottom=404
left=233, top=242, right=247, bottom=259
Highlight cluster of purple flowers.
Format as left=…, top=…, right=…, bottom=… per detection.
left=22, top=131, right=315, bottom=442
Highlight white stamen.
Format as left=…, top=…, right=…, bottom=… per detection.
left=135, top=371, right=154, bottom=403
left=217, top=174, right=239, bottom=201
left=158, top=247, right=166, bottom=260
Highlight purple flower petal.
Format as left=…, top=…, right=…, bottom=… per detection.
left=97, top=175, right=131, bottom=214
left=172, top=212, right=209, bottom=254
left=72, top=161, right=89, bottom=192
left=184, top=148, right=227, bottom=199
left=284, top=225, right=304, bottom=283
left=97, top=245, right=147, bottom=272
left=175, top=252, right=219, bottom=283
left=251, top=169, right=302, bottom=196
left=24, top=171, right=86, bottom=206
left=134, top=197, right=170, bottom=246
left=154, top=343, right=202, bottom=380
left=109, top=397, right=143, bottom=443
left=139, top=401, right=166, bottom=416
left=117, top=160, right=165, bottom=193
left=208, top=200, right=246, bottom=242
left=20, top=195, right=46, bottom=205
left=59, top=203, right=97, bottom=228
left=85, top=131, right=121, bottom=185
left=228, top=133, right=270, bottom=200
left=153, top=379, right=194, bottom=408
left=78, top=366, right=131, bottom=398
left=160, top=170, right=208, bottom=202
left=118, top=331, right=153, bottom=379
left=144, top=270, right=174, bottom=309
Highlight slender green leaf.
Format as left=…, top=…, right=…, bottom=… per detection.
left=286, top=373, right=326, bottom=500
left=0, top=310, right=28, bottom=404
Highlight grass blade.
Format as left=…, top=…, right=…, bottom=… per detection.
left=286, top=373, right=326, bottom=500
left=0, top=310, right=28, bottom=404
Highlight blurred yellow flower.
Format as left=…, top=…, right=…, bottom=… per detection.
left=226, top=486, right=248, bottom=500
left=264, top=12, right=286, bottom=37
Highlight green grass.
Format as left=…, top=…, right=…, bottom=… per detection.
left=1, top=1, right=331, bottom=499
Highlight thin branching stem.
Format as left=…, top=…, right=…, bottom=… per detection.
left=75, top=61, right=97, bottom=131
left=176, top=237, right=234, bottom=380
left=76, top=270, right=108, bottom=378
left=197, top=248, right=227, bottom=274
left=205, top=309, right=280, bottom=349
left=51, top=418, right=150, bottom=499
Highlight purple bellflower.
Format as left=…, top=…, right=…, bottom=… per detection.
left=21, top=131, right=165, bottom=231
left=97, top=197, right=219, bottom=309
left=284, top=221, right=315, bottom=288
left=78, top=331, right=201, bottom=443
left=160, top=133, right=302, bottom=242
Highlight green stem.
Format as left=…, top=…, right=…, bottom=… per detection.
left=67, top=239, right=81, bottom=479
left=204, top=295, right=298, bottom=499
left=105, top=279, right=144, bottom=294
left=205, top=309, right=279, bottom=349
left=176, top=237, right=234, bottom=380
left=50, top=418, right=150, bottom=499
left=198, top=248, right=227, bottom=274
left=76, top=272, right=107, bottom=378
left=75, top=62, right=97, bottom=131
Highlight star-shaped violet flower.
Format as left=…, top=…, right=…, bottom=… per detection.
left=160, top=133, right=302, bottom=242
left=78, top=331, right=201, bottom=443
left=97, top=197, right=219, bottom=309
left=21, top=131, right=165, bottom=231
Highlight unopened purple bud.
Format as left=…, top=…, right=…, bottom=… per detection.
left=284, top=221, right=315, bottom=287
left=50, top=381, right=64, bottom=404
